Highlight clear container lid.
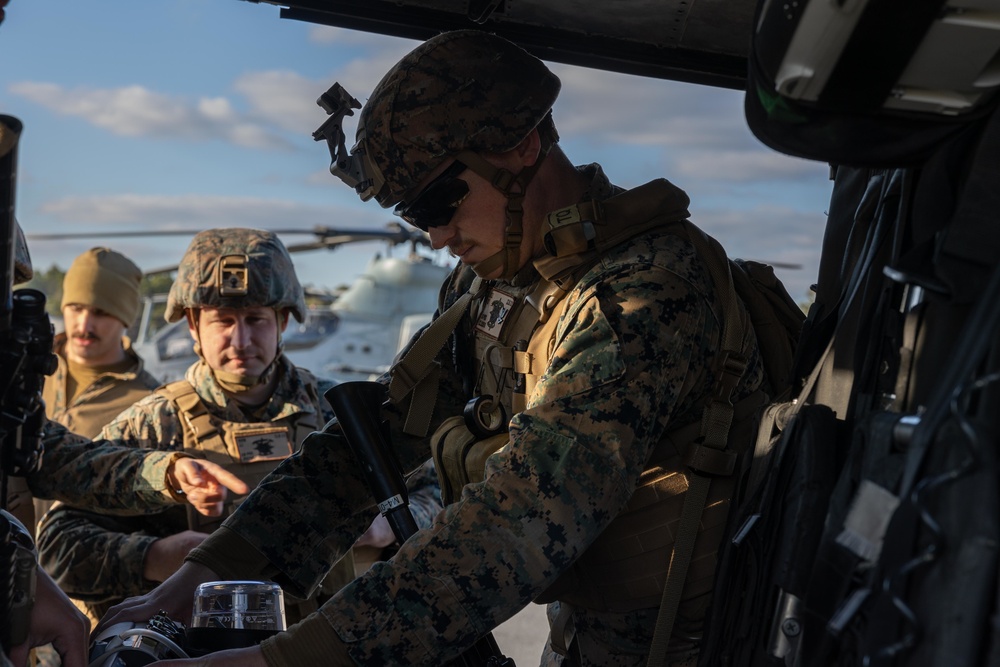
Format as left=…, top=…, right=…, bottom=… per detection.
left=191, top=580, right=286, bottom=631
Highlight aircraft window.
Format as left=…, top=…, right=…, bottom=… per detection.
left=284, top=311, right=340, bottom=350
left=157, top=322, right=195, bottom=360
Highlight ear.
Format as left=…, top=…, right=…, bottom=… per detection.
left=185, top=309, right=199, bottom=338
left=279, top=309, right=291, bottom=333
left=514, top=128, right=542, bottom=167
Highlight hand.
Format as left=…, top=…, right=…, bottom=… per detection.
left=143, top=530, right=209, bottom=583
left=354, top=513, right=396, bottom=549
left=7, top=567, right=89, bottom=667
left=151, top=646, right=268, bottom=666
left=96, top=561, right=217, bottom=637
left=169, top=458, right=250, bottom=516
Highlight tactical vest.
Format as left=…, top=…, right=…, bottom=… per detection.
left=425, top=180, right=768, bottom=623
left=158, top=376, right=321, bottom=533
left=158, top=374, right=334, bottom=622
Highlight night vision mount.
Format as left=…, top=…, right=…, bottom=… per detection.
left=312, top=83, right=380, bottom=202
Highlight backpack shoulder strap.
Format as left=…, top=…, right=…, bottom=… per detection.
left=647, top=220, right=752, bottom=666
left=388, top=277, right=486, bottom=437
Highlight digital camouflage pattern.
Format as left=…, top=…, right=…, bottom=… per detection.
left=165, top=228, right=306, bottom=323
left=25, top=421, right=182, bottom=513
left=10, top=223, right=183, bottom=513
left=357, top=29, right=561, bottom=208
left=43, top=334, right=160, bottom=439
left=35, top=333, right=160, bottom=633
left=187, top=165, right=766, bottom=667
left=37, top=355, right=442, bottom=620
left=38, top=355, right=322, bottom=615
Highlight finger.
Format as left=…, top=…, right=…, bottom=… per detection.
left=95, top=600, right=146, bottom=636
left=192, top=500, right=225, bottom=517
left=198, top=461, right=250, bottom=495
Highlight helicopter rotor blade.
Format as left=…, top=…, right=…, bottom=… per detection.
left=26, top=224, right=432, bottom=253
left=30, top=223, right=432, bottom=277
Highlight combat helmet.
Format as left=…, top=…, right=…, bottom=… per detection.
left=315, top=30, right=561, bottom=280
left=165, top=228, right=306, bottom=324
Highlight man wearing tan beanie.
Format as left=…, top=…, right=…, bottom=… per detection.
left=42, top=247, right=160, bottom=441
left=31, top=248, right=163, bottom=657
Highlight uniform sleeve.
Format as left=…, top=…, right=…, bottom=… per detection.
left=36, top=505, right=164, bottom=602
left=405, top=460, right=442, bottom=532
left=35, top=397, right=190, bottom=602
left=229, top=256, right=721, bottom=667
left=25, top=419, right=184, bottom=513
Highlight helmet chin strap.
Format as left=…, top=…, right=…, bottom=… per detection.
left=456, top=136, right=553, bottom=282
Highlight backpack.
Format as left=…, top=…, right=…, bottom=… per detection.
left=647, top=223, right=806, bottom=666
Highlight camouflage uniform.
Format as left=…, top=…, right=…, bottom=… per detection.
left=186, top=165, right=766, bottom=666
left=4, top=148, right=182, bottom=667
left=34, top=338, right=158, bottom=667
left=7, top=219, right=178, bottom=518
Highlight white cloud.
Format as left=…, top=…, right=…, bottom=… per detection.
left=552, top=64, right=753, bottom=149
left=10, top=81, right=293, bottom=150
left=676, top=149, right=827, bottom=183
left=38, top=193, right=376, bottom=230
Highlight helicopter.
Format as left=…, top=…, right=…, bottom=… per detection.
left=27, top=223, right=454, bottom=384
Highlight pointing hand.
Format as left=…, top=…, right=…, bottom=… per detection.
left=168, top=458, right=250, bottom=516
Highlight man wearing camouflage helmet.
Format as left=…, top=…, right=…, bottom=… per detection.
left=37, top=227, right=441, bottom=626
left=102, top=30, right=773, bottom=666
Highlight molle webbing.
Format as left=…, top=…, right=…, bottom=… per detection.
left=534, top=389, right=767, bottom=613
left=389, top=278, right=485, bottom=437
left=475, top=277, right=569, bottom=416
left=407, top=181, right=759, bottom=629
left=158, top=380, right=318, bottom=533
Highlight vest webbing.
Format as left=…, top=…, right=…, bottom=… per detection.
left=157, top=378, right=320, bottom=532
left=388, top=278, right=485, bottom=437
left=646, top=221, right=750, bottom=667
left=158, top=377, right=324, bottom=620
left=523, top=215, right=758, bottom=662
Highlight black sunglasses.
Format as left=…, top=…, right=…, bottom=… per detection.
left=395, top=161, right=469, bottom=232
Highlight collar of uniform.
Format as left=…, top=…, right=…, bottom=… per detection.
left=52, top=331, right=144, bottom=382
left=184, top=355, right=314, bottom=422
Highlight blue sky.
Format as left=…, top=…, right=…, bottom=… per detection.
left=0, top=0, right=833, bottom=300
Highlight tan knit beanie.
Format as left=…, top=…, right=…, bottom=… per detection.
left=61, top=247, right=143, bottom=326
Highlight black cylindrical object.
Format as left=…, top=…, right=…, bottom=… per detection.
left=323, top=381, right=515, bottom=667
left=325, top=381, right=418, bottom=541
